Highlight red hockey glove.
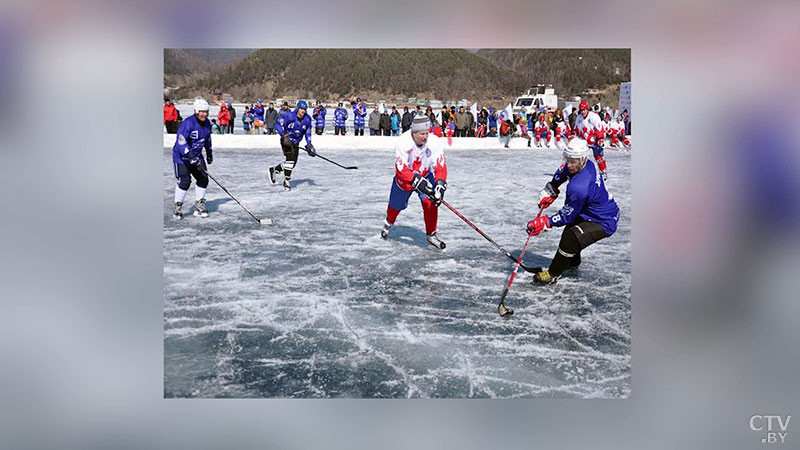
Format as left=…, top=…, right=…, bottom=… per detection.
left=526, top=215, right=551, bottom=236
left=537, top=183, right=559, bottom=209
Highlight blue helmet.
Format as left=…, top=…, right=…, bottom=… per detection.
left=296, top=100, right=308, bottom=110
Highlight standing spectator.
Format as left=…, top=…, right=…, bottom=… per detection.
left=312, top=101, right=327, bottom=135
left=217, top=103, right=230, bottom=134
left=242, top=106, right=252, bottom=134
left=425, top=105, right=434, bottom=123
left=415, top=105, right=421, bottom=116
left=429, top=117, right=443, bottom=137
left=622, top=109, right=631, bottom=135
left=334, top=102, right=348, bottom=135
left=390, top=106, right=401, bottom=136
left=353, top=98, right=367, bottom=136
left=487, top=107, right=498, bottom=137
left=368, top=105, right=381, bottom=136
left=444, top=118, right=455, bottom=140
left=164, top=98, right=179, bottom=133
left=568, top=107, right=578, bottom=133
left=440, top=104, right=450, bottom=126
left=227, top=101, right=236, bottom=134
left=401, top=106, right=414, bottom=133
left=499, top=118, right=512, bottom=148
left=476, top=107, right=488, bottom=137
left=280, top=101, right=291, bottom=119
left=252, top=100, right=266, bottom=134
left=465, top=105, right=475, bottom=137
left=454, top=106, right=468, bottom=137
left=265, top=102, right=279, bottom=135
left=518, top=111, right=532, bottom=147
left=211, top=119, right=221, bottom=134
left=380, top=109, right=392, bottom=136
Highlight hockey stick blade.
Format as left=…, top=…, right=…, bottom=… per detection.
left=259, top=218, right=273, bottom=226
left=498, top=302, right=514, bottom=316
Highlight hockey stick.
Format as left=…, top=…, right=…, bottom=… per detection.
left=299, top=146, right=358, bottom=170
left=198, top=166, right=272, bottom=226
left=437, top=198, right=537, bottom=272
left=497, top=206, right=545, bottom=317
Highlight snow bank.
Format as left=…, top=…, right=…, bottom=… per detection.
left=163, top=134, right=535, bottom=151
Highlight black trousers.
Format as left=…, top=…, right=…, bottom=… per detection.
left=316, top=127, right=324, bottom=135
left=165, top=121, right=178, bottom=134
left=174, top=160, right=208, bottom=191
left=274, top=141, right=299, bottom=180
left=549, top=218, right=610, bottom=277
left=335, top=126, right=346, bottom=135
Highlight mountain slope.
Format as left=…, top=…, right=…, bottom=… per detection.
left=475, top=49, right=630, bottom=96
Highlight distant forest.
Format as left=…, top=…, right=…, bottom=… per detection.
left=164, top=48, right=630, bottom=106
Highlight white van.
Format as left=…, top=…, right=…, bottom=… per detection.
left=513, top=85, right=558, bottom=115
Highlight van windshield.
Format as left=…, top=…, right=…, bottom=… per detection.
left=515, top=98, right=533, bottom=107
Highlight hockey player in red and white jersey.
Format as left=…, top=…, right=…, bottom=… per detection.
left=608, top=115, right=631, bottom=149
left=380, top=114, right=449, bottom=249
left=553, top=114, right=571, bottom=150
left=533, top=113, right=551, bottom=148
left=574, top=101, right=608, bottom=180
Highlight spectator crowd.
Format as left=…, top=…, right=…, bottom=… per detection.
left=164, top=96, right=631, bottom=147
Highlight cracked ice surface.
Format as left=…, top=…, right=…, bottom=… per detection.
left=163, top=142, right=631, bottom=398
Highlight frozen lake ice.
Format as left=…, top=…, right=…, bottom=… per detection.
left=163, top=138, right=631, bottom=398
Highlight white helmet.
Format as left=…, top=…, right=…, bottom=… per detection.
left=193, top=98, right=210, bottom=113
left=564, top=138, right=590, bottom=167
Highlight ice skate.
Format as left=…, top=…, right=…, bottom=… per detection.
left=426, top=232, right=446, bottom=249
left=533, top=268, right=558, bottom=285
left=173, top=202, right=183, bottom=220
left=193, top=198, right=208, bottom=218
left=283, top=179, right=291, bottom=191
left=268, top=166, right=277, bottom=184
left=380, top=220, right=392, bottom=239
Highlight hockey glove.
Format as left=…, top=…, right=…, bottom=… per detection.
left=432, top=179, right=447, bottom=205
left=282, top=133, right=292, bottom=146
left=411, top=173, right=434, bottom=196
left=526, top=215, right=550, bottom=236
left=206, top=150, right=213, bottom=165
left=186, top=155, right=202, bottom=167
left=305, top=144, right=316, bottom=157
left=538, top=182, right=559, bottom=209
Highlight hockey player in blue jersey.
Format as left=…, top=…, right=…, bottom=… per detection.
left=334, top=102, right=348, bottom=135
left=172, top=98, right=214, bottom=219
left=353, top=98, right=367, bottom=136
left=312, top=101, right=327, bottom=135
left=526, top=138, right=620, bottom=284
left=268, top=100, right=315, bottom=191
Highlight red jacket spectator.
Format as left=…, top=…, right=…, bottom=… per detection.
left=499, top=120, right=511, bottom=136
left=217, top=104, right=231, bottom=126
left=163, top=101, right=178, bottom=123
